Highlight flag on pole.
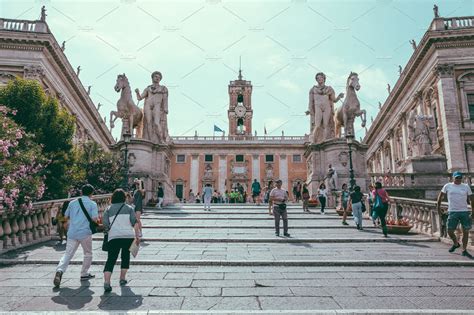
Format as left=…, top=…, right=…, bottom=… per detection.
left=214, top=125, right=224, bottom=133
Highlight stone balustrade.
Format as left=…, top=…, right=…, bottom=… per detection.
left=0, top=194, right=111, bottom=254
left=390, top=196, right=473, bottom=245
left=370, top=173, right=409, bottom=188
left=444, top=16, right=474, bottom=29
left=0, top=18, right=48, bottom=33
left=171, top=135, right=308, bottom=145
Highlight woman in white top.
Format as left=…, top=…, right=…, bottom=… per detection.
left=318, top=183, right=328, bottom=214
left=103, top=189, right=140, bottom=292
left=203, top=184, right=213, bottom=211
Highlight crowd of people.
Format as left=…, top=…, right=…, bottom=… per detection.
left=51, top=171, right=474, bottom=293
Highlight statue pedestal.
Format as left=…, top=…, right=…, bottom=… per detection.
left=404, top=155, right=447, bottom=173
left=304, top=138, right=369, bottom=202
left=115, top=138, right=177, bottom=205
left=404, top=155, right=448, bottom=199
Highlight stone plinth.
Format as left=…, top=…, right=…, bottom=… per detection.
left=304, top=138, right=368, bottom=203
left=403, top=155, right=448, bottom=199
left=404, top=155, right=447, bottom=173
left=114, top=138, right=176, bottom=205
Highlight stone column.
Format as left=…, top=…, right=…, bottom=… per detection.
left=400, top=113, right=409, bottom=159
left=379, top=144, right=385, bottom=173
left=279, top=154, right=289, bottom=191
left=458, top=82, right=470, bottom=123
left=218, top=155, right=227, bottom=194
left=435, top=64, right=467, bottom=171
left=388, top=129, right=396, bottom=171
left=252, top=155, right=260, bottom=182
left=190, top=154, right=199, bottom=195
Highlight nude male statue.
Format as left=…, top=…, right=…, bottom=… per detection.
left=306, top=72, right=344, bottom=143
left=135, top=71, right=168, bottom=143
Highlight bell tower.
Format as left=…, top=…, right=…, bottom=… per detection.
left=228, top=59, right=253, bottom=136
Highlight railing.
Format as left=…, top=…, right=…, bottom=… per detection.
left=0, top=18, right=48, bottom=33
left=390, top=196, right=473, bottom=245
left=171, top=135, right=308, bottom=144
left=0, top=194, right=111, bottom=254
left=370, top=173, right=409, bottom=187
left=369, top=172, right=474, bottom=189
left=444, top=17, right=474, bottom=29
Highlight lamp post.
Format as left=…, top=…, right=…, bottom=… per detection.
left=122, top=132, right=131, bottom=191
left=346, top=134, right=356, bottom=191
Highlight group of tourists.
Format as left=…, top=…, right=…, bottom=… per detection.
left=51, top=171, right=473, bottom=292
left=53, top=178, right=150, bottom=292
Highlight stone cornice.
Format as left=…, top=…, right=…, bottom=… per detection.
left=0, top=28, right=114, bottom=147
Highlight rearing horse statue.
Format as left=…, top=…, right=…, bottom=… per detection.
left=110, top=74, right=143, bottom=138
left=334, top=72, right=366, bottom=138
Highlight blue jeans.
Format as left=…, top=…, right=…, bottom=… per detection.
left=352, top=202, right=363, bottom=227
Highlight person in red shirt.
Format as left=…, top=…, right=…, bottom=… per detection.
left=372, top=181, right=391, bottom=237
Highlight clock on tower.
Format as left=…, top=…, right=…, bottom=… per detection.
left=228, top=67, right=253, bottom=136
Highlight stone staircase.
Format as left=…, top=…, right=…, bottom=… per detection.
left=0, top=204, right=474, bottom=313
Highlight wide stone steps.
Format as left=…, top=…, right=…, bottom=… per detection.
left=2, top=204, right=474, bottom=312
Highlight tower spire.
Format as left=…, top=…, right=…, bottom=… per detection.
left=238, top=56, right=242, bottom=80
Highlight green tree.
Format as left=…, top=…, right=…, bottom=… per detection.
left=0, top=78, right=76, bottom=199
left=70, top=141, right=122, bottom=196
left=0, top=106, right=48, bottom=211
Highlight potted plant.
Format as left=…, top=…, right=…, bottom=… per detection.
left=307, top=199, right=319, bottom=208
left=386, top=216, right=413, bottom=234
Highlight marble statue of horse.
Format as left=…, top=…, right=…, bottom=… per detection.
left=334, top=72, right=366, bottom=138
left=110, top=74, right=143, bottom=138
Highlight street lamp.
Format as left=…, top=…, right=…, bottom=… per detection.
left=346, top=134, right=356, bottom=191
left=122, top=132, right=132, bottom=191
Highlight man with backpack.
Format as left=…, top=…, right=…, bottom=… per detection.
left=53, top=184, right=99, bottom=288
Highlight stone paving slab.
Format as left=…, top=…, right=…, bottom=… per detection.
left=1, top=264, right=474, bottom=311
left=2, top=239, right=471, bottom=266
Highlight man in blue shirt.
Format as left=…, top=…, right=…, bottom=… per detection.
left=54, top=184, right=99, bottom=288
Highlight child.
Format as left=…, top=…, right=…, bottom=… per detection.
left=56, top=200, right=69, bottom=245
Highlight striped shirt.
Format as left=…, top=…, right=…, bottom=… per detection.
left=103, top=203, right=137, bottom=241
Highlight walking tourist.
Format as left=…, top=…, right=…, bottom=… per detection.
left=188, top=189, right=195, bottom=203
left=372, top=181, right=391, bottom=237
left=251, top=179, right=261, bottom=204
left=367, top=184, right=377, bottom=226
left=133, top=179, right=144, bottom=237
left=318, top=183, right=327, bottom=214
left=55, top=200, right=70, bottom=245
left=156, top=182, right=164, bottom=209
left=203, top=184, right=213, bottom=211
left=103, top=189, right=141, bottom=292
left=436, top=171, right=474, bottom=258
left=295, top=181, right=302, bottom=203
left=302, top=183, right=310, bottom=212
left=349, top=185, right=364, bottom=230
left=270, top=179, right=290, bottom=237
left=265, top=180, right=274, bottom=215
left=292, top=182, right=298, bottom=202
left=53, top=184, right=98, bottom=288
left=195, top=192, right=201, bottom=203
left=340, top=183, right=350, bottom=225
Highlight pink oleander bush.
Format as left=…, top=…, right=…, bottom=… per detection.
left=0, top=105, right=48, bottom=212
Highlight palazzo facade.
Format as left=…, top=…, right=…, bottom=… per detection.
left=365, top=15, right=474, bottom=198
left=0, top=18, right=113, bottom=148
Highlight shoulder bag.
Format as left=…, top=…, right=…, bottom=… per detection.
left=78, top=198, right=104, bottom=234
left=102, top=204, right=125, bottom=252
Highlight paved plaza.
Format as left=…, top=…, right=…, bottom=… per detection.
left=1, top=204, right=474, bottom=314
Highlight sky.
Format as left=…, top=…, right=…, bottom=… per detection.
left=1, top=0, right=473, bottom=141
